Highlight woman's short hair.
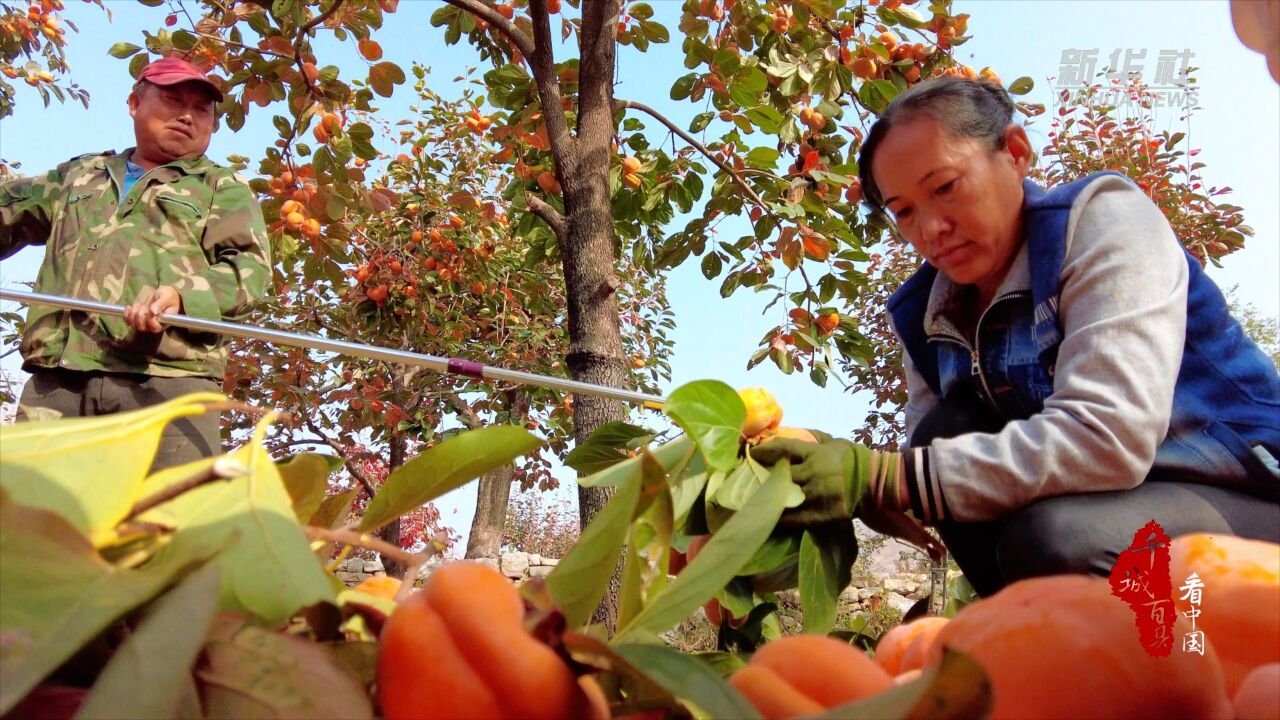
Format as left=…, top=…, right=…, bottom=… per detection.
left=857, top=77, right=1016, bottom=210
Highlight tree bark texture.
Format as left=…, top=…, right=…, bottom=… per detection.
left=542, top=0, right=629, bottom=630
left=377, top=433, right=408, bottom=578
left=448, top=390, right=526, bottom=560
left=465, top=464, right=516, bottom=559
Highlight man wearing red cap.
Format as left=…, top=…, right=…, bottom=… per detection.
left=0, top=56, right=272, bottom=469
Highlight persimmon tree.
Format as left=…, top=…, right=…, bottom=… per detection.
left=223, top=75, right=672, bottom=572
left=102, top=0, right=1019, bottom=620
left=0, top=0, right=99, bottom=173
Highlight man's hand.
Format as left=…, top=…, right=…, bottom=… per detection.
left=124, top=286, right=182, bottom=333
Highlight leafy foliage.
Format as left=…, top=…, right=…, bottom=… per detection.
left=0, top=0, right=96, bottom=134
left=1034, top=75, right=1252, bottom=267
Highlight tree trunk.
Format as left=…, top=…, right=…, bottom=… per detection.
left=452, top=389, right=526, bottom=560
left=465, top=464, right=516, bottom=559
left=378, top=434, right=408, bottom=579
left=562, top=0, right=627, bottom=630
left=525, top=0, right=627, bottom=630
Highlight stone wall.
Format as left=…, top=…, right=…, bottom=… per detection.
left=841, top=571, right=934, bottom=617
left=334, top=550, right=561, bottom=586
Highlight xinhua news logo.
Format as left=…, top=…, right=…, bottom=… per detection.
left=1057, top=48, right=1200, bottom=109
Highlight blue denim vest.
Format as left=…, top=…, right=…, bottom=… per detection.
left=888, top=173, right=1280, bottom=498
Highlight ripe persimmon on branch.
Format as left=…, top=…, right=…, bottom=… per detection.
left=615, top=98, right=778, bottom=222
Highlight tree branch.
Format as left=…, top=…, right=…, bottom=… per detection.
left=300, top=0, right=347, bottom=35
left=574, top=0, right=620, bottom=160
left=443, top=391, right=485, bottom=430
left=525, top=191, right=567, bottom=238
left=302, top=415, right=377, bottom=498
left=442, top=0, right=535, bottom=59
left=527, top=0, right=574, bottom=173
left=616, top=98, right=774, bottom=216
left=124, top=458, right=249, bottom=522
left=196, top=31, right=293, bottom=59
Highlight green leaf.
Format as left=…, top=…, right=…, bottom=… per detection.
left=76, top=565, right=222, bottom=720
left=689, top=111, right=714, bottom=133
left=564, top=422, right=655, bottom=475
left=617, top=453, right=674, bottom=629
left=613, top=644, right=762, bottom=720
left=744, top=105, right=785, bottom=134
left=1007, top=76, right=1034, bottom=96
left=368, top=61, right=405, bottom=98
left=798, top=522, right=857, bottom=634
left=641, top=20, right=670, bottom=43
left=711, top=454, right=802, bottom=511
left=614, top=462, right=795, bottom=641
left=701, top=251, right=723, bottom=279
left=277, top=453, right=332, bottom=523
left=171, top=30, right=197, bottom=52
left=736, top=529, right=802, bottom=576
left=670, top=457, right=709, bottom=529
left=0, top=490, right=222, bottom=716
left=577, top=436, right=697, bottom=489
left=138, top=424, right=336, bottom=623
left=564, top=443, right=633, bottom=475
left=662, top=380, right=746, bottom=473
left=360, top=426, right=542, bottom=532
left=198, top=617, right=373, bottom=719
left=429, top=5, right=457, bottom=26
left=108, top=42, right=142, bottom=59
left=128, top=53, right=148, bottom=79
left=729, top=83, right=758, bottom=108
left=670, top=73, right=697, bottom=101
left=858, top=79, right=895, bottom=115
left=738, top=66, right=768, bottom=93
left=0, top=392, right=224, bottom=542
left=589, top=422, right=657, bottom=449
left=310, top=487, right=359, bottom=529
left=869, top=79, right=899, bottom=105
left=745, top=146, right=781, bottom=169
left=815, top=648, right=993, bottom=719
left=546, top=465, right=643, bottom=627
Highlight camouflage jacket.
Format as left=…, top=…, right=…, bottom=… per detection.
left=0, top=149, right=271, bottom=378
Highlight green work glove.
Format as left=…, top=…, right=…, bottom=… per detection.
left=752, top=430, right=903, bottom=527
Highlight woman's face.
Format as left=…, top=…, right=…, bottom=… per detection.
left=872, top=117, right=1033, bottom=302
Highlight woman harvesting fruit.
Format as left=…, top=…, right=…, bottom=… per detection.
left=756, top=77, right=1279, bottom=597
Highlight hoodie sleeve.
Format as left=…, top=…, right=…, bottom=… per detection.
left=903, top=176, right=1189, bottom=524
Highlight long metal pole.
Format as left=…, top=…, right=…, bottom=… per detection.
left=0, top=289, right=666, bottom=409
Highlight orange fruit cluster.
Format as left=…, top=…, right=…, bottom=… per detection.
left=731, top=534, right=1277, bottom=720
left=376, top=562, right=604, bottom=720
left=918, top=573, right=1234, bottom=719
left=621, top=156, right=642, bottom=189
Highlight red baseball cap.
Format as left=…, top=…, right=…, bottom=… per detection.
left=138, top=57, right=223, bottom=101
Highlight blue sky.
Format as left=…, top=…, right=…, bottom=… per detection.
left=2, top=1, right=1276, bottom=547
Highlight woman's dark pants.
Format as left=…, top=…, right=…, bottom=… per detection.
left=912, top=397, right=1280, bottom=598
